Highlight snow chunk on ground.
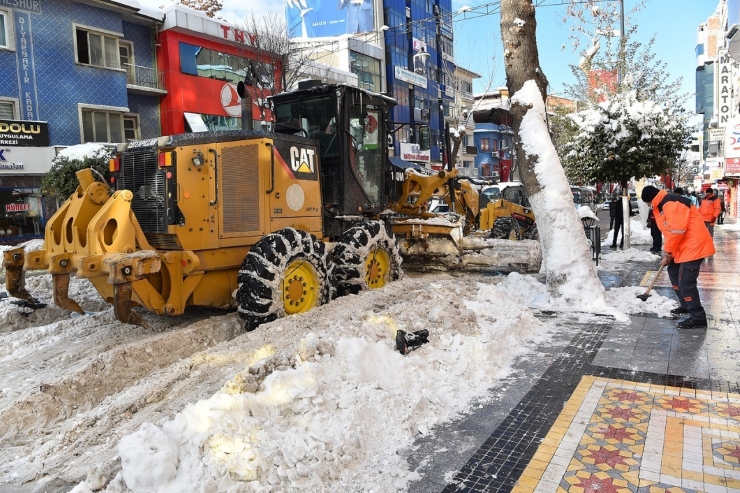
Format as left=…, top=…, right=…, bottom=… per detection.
left=601, top=248, right=659, bottom=264
left=606, top=286, right=676, bottom=317
left=57, top=143, right=111, bottom=161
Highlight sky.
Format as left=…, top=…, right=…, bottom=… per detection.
left=139, top=0, right=717, bottom=105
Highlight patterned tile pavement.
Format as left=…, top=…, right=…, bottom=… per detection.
left=516, top=376, right=740, bottom=493
left=418, top=223, right=740, bottom=493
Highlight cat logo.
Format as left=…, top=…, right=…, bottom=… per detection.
left=289, top=146, right=315, bottom=174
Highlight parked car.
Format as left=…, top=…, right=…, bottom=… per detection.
left=599, top=202, right=610, bottom=210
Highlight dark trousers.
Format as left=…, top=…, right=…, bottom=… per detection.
left=650, top=222, right=662, bottom=251
left=609, top=216, right=616, bottom=230
left=611, top=220, right=624, bottom=247
left=667, top=259, right=706, bottom=321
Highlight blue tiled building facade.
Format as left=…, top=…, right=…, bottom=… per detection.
left=383, top=0, right=454, bottom=167
left=473, top=123, right=512, bottom=181
left=0, top=0, right=161, bottom=243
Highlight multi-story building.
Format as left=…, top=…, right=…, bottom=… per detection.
left=0, top=0, right=161, bottom=244
left=472, top=88, right=513, bottom=181
left=383, top=0, right=455, bottom=170
left=452, top=65, right=479, bottom=175
left=703, top=0, right=740, bottom=217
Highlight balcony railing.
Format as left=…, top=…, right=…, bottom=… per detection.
left=461, top=90, right=474, bottom=101
left=124, top=64, right=166, bottom=94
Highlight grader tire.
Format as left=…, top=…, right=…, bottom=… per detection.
left=491, top=217, right=513, bottom=239
left=523, top=224, right=539, bottom=241
left=331, top=221, right=403, bottom=298
left=236, top=228, right=333, bottom=331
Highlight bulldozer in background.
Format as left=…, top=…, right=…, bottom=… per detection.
left=4, top=82, right=540, bottom=330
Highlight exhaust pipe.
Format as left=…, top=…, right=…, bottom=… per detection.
left=237, top=81, right=253, bottom=131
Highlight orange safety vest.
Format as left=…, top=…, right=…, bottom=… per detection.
left=651, top=190, right=715, bottom=263
left=699, top=195, right=721, bottom=224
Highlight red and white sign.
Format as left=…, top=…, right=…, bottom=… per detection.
left=220, top=83, right=242, bottom=117
left=726, top=157, right=740, bottom=174
left=6, top=203, right=31, bottom=212
left=725, top=117, right=740, bottom=159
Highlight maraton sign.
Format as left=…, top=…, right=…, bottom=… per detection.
left=718, top=51, right=734, bottom=126
left=0, top=119, right=49, bottom=146
left=400, top=143, right=430, bottom=162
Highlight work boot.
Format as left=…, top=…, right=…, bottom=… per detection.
left=670, top=306, right=689, bottom=317
left=676, top=317, right=707, bottom=329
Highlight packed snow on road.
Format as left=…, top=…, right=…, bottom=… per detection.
left=0, top=257, right=675, bottom=492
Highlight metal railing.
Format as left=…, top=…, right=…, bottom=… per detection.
left=461, top=90, right=474, bottom=100
left=123, top=63, right=164, bottom=91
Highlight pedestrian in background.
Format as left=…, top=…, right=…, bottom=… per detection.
left=610, top=196, right=632, bottom=249
left=718, top=194, right=727, bottom=225
left=699, top=188, right=721, bottom=237
left=608, top=196, right=618, bottom=231
left=641, top=186, right=714, bottom=329
left=690, top=191, right=699, bottom=207
left=674, top=187, right=684, bottom=196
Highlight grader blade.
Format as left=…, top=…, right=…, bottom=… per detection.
left=113, top=282, right=147, bottom=328
left=3, top=248, right=37, bottom=304
left=52, top=273, right=84, bottom=315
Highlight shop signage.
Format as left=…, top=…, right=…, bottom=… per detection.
left=220, top=83, right=241, bottom=117
left=0, top=146, right=55, bottom=174
left=0, top=119, right=48, bottom=146
left=15, top=11, right=39, bottom=121
left=394, top=66, right=427, bottom=89
left=5, top=203, right=31, bottom=212
left=718, top=50, right=734, bottom=126
left=0, top=0, right=41, bottom=13
left=709, top=128, right=725, bottom=142
left=219, top=25, right=257, bottom=46
left=727, top=157, right=740, bottom=174
left=400, top=143, right=430, bottom=162
left=725, top=117, right=740, bottom=159
left=412, top=38, right=427, bottom=53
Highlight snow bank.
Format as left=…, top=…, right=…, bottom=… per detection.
left=57, top=143, right=111, bottom=161
left=603, top=217, right=653, bottom=246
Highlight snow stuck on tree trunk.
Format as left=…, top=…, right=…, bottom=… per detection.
left=511, top=81, right=606, bottom=308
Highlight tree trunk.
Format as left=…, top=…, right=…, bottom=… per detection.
left=500, top=0, right=606, bottom=306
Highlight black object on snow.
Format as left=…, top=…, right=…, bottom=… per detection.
left=396, top=329, right=430, bottom=355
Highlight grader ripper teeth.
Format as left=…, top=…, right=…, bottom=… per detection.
left=2, top=169, right=178, bottom=326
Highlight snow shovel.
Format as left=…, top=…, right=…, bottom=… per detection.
left=637, top=264, right=665, bottom=301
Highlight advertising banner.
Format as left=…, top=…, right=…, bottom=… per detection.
left=726, top=157, right=740, bottom=174
left=400, top=143, right=430, bottom=163
left=0, top=146, right=55, bottom=174
left=15, top=11, right=39, bottom=121
left=0, top=119, right=49, bottom=146
left=286, top=0, right=374, bottom=38
left=724, top=117, right=740, bottom=159
left=394, top=66, right=427, bottom=88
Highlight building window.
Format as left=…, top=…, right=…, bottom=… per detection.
left=350, top=51, right=382, bottom=92
left=0, top=11, right=7, bottom=49
left=0, top=187, right=45, bottom=240
left=123, top=115, right=139, bottom=141
left=76, top=27, right=119, bottom=69
left=0, top=99, right=15, bottom=119
left=480, top=138, right=490, bottom=152
left=81, top=109, right=124, bottom=143
left=179, top=42, right=255, bottom=85
left=491, top=139, right=499, bottom=151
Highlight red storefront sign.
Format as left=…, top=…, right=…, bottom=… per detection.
left=5, top=203, right=31, bottom=212
left=726, top=158, right=740, bottom=173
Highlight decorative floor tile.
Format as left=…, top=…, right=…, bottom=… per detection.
left=515, top=376, right=740, bottom=493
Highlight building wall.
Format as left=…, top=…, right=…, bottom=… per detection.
left=383, top=0, right=454, bottom=167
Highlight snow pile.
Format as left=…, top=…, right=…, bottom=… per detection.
left=603, top=217, right=653, bottom=246
left=577, top=206, right=598, bottom=220
left=100, top=277, right=554, bottom=493
left=600, top=248, right=658, bottom=264
left=511, top=80, right=606, bottom=308
left=605, top=286, right=676, bottom=317
left=57, top=143, right=111, bottom=161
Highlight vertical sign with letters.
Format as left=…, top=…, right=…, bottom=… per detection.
left=15, top=11, right=39, bottom=121
left=718, top=50, right=734, bottom=127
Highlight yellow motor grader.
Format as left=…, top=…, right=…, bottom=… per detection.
left=4, top=82, right=540, bottom=330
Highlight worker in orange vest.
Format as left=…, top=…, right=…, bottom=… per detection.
left=699, top=188, right=722, bottom=237
left=641, top=186, right=715, bottom=329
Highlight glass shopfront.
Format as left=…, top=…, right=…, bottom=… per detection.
left=0, top=187, right=45, bottom=244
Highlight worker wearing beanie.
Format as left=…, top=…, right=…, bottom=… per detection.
left=699, top=188, right=721, bottom=237
left=641, top=186, right=715, bottom=329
